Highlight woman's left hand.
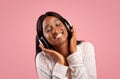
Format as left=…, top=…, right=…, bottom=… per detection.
left=70, top=25, right=77, bottom=53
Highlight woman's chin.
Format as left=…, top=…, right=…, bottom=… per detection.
left=52, top=38, right=68, bottom=47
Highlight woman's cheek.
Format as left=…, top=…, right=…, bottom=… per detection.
left=45, top=34, right=53, bottom=42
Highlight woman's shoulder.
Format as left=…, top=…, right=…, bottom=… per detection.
left=77, top=41, right=94, bottom=48
left=36, top=52, right=45, bottom=64
left=77, top=41, right=95, bottom=58
left=36, top=51, right=54, bottom=65
left=77, top=41, right=95, bottom=54
left=36, top=51, right=45, bottom=59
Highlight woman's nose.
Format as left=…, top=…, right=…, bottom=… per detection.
left=51, top=27, right=59, bottom=34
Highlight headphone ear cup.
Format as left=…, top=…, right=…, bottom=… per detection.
left=64, top=20, right=72, bottom=39
left=63, top=18, right=72, bottom=32
left=40, top=36, right=53, bottom=49
left=39, top=37, right=49, bottom=49
left=64, top=21, right=72, bottom=32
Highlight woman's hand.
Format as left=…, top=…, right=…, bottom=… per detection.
left=70, top=25, right=77, bottom=53
left=39, top=45, right=68, bottom=66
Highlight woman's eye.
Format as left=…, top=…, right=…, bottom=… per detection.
left=56, top=23, right=60, bottom=27
left=46, top=27, right=52, bottom=32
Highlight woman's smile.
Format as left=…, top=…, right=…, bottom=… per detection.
left=55, top=33, right=62, bottom=39
left=53, top=32, right=63, bottom=39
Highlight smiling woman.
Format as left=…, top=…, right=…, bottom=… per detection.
left=35, top=11, right=97, bottom=79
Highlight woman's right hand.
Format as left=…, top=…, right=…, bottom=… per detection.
left=39, top=44, right=68, bottom=66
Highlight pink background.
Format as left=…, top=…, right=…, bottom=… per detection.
left=0, top=0, right=120, bottom=79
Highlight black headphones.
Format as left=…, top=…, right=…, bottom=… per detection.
left=37, top=19, right=72, bottom=49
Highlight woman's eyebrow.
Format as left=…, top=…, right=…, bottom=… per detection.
left=54, top=19, right=59, bottom=22
left=45, top=25, right=50, bottom=28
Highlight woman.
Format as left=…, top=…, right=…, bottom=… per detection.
left=35, top=11, right=97, bottom=79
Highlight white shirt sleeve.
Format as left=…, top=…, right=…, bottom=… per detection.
left=67, top=42, right=97, bottom=79
left=52, top=63, right=68, bottom=79
left=36, top=52, right=69, bottom=79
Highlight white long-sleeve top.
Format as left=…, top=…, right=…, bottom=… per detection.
left=35, top=42, right=97, bottom=79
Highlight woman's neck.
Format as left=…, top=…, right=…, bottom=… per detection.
left=53, top=40, right=69, bottom=58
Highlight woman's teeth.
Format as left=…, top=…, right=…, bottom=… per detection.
left=55, top=33, right=62, bottom=39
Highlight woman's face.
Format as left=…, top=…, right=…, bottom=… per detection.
left=42, top=16, right=68, bottom=46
